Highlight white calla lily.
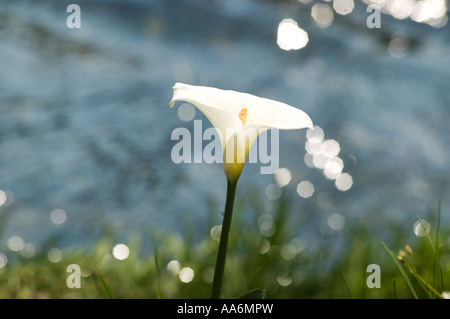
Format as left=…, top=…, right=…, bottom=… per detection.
left=169, top=82, right=314, bottom=298
left=170, top=82, right=313, bottom=182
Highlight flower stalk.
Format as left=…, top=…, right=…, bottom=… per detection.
left=211, top=178, right=237, bottom=299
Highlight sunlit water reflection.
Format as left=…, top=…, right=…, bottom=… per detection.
left=0, top=0, right=449, bottom=259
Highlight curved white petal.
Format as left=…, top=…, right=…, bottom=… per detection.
left=170, top=82, right=313, bottom=131
left=170, top=82, right=313, bottom=182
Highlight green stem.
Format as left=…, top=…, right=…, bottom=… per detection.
left=211, top=179, right=238, bottom=299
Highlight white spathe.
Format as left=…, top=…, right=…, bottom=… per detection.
left=170, top=82, right=313, bottom=182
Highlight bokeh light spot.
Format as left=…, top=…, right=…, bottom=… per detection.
left=20, top=243, right=36, bottom=258
left=177, top=103, right=196, bottom=122
left=179, top=267, right=194, bottom=283
left=335, top=173, right=353, bottom=191
left=311, top=3, right=334, bottom=27
left=333, top=0, right=355, bottom=15
left=274, top=168, right=292, bottom=187
left=327, top=213, right=346, bottom=230
left=304, top=153, right=315, bottom=168
left=324, top=157, right=344, bottom=180
left=202, top=267, right=214, bottom=283
left=277, top=274, right=293, bottom=286
left=48, top=248, right=63, bottom=263
left=388, top=32, right=410, bottom=58
left=259, top=239, right=271, bottom=254
left=305, top=140, right=323, bottom=155
left=259, top=220, right=276, bottom=237
left=258, top=214, right=276, bottom=237
left=306, top=126, right=324, bottom=143
left=389, top=0, right=415, bottom=19
left=277, top=19, right=309, bottom=51
left=210, top=225, right=222, bottom=241
left=312, top=153, right=329, bottom=169
left=0, top=253, right=7, bottom=269
left=322, top=139, right=340, bottom=157
left=112, top=243, right=130, bottom=260
left=0, top=190, right=6, bottom=206
left=7, top=236, right=25, bottom=252
left=290, top=238, right=305, bottom=254
left=297, top=181, right=314, bottom=198
left=411, top=0, right=447, bottom=25
left=167, top=260, right=181, bottom=275
left=413, top=220, right=431, bottom=237
left=50, top=208, right=67, bottom=225
left=280, top=244, right=297, bottom=260
left=265, top=184, right=282, bottom=201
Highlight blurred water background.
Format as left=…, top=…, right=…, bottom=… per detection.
left=0, top=0, right=449, bottom=259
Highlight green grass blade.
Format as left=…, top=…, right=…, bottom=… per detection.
left=152, top=238, right=162, bottom=299
left=95, top=266, right=115, bottom=299
left=416, top=215, right=436, bottom=253
left=416, top=214, right=437, bottom=297
left=339, top=271, right=352, bottom=299
left=408, top=266, right=442, bottom=298
left=235, top=289, right=266, bottom=299
left=435, top=202, right=441, bottom=251
left=417, top=213, right=444, bottom=295
left=435, top=202, right=444, bottom=291
left=381, top=242, right=418, bottom=299
left=392, top=279, right=397, bottom=299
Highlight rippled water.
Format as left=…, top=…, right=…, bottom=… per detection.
left=0, top=0, right=449, bottom=254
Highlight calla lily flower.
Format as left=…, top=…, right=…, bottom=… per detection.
left=170, top=82, right=313, bottom=298
left=170, top=82, right=313, bottom=183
